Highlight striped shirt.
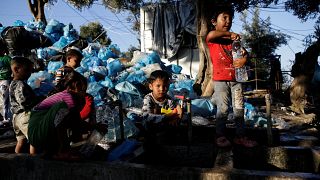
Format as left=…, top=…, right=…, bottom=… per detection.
left=142, top=93, right=176, bottom=124
left=34, top=90, right=75, bottom=110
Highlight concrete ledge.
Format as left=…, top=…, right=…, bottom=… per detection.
left=0, top=153, right=319, bottom=180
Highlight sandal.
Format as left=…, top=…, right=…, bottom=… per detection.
left=216, top=136, right=232, bottom=148
left=233, top=136, right=257, bottom=148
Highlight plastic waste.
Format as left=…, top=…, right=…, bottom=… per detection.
left=96, top=105, right=139, bottom=143
left=115, top=81, right=141, bottom=96
left=191, top=98, right=216, bottom=117
left=232, top=40, right=248, bottom=82
left=167, top=64, right=182, bottom=74
left=79, top=130, right=104, bottom=158
left=107, top=58, right=123, bottom=76
left=107, top=139, right=140, bottom=162
left=47, top=61, right=64, bottom=74
left=13, top=20, right=25, bottom=26
left=125, top=70, right=147, bottom=84
left=192, top=116, right=213, bottom=126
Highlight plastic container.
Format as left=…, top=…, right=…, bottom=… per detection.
left=79, top=130, right=104, bottom=158
left=232, top=40, right=248, bottom=82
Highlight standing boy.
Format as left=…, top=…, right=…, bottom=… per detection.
left=0, top=40, right=12, bottom=126
left=9, top=57, right=38, bottom=153
left=206, top=5, right=256, bottom=148
left=54, top=46, right=83, bottom=85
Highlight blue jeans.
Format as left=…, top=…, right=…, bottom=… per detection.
left=212, top=81, right=245, bottom=137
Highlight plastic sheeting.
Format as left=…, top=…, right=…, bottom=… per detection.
left=312, top=59, right=320, bottom=84
left=147, top=0, right=196, bottom=58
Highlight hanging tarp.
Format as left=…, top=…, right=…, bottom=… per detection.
left=147, top=0, right=196, bottom=59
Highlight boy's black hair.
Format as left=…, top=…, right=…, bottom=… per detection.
left=211, top=5, right=234, bottom=21
left=49, top=70, right=87, bottom=96
left=148, top=70, right=170, bottom=84
left=11, top=56, right=33, bottom=67
left=64, top=47, right=83, bottom=62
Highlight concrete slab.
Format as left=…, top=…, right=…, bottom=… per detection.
left=0, top=153, right=319, bottom=180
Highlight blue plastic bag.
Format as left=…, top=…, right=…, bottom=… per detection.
left=107, top=58, right=123, bottom=76
left=107, top=139, right=140, bottom=162
left=125, top=70, right=147, bottom=84
left=47, top=61, right=64, bottom=74
left=191, top=98, right=216, bottom=117
left=115, top=81, right=141, bottom=96
left=167, top=64, right=182, bottom=74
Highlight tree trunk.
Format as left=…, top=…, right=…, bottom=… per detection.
left=289, top=40, right=320, bottom=114
left=194, top=0, right=215, bottom=96
left=27, top=0, right=47, bottom=25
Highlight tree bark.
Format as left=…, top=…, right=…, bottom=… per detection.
left=27, top=0, right=47, bottom=25
left=194, top=0, right=214, bottom=96
left=289, top=40, right=320, bottom=114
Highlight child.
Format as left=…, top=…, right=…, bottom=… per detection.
left=9, top=56, right=38, bottom=153
left=28, top=71, right=92, bottom=159
left=50, top=46, right=94, bottom=125
left=206, top=5, right=256, bottom=148
left=54, top=46, right=83, bottom=85
left=50, top=59, right=95, bottom=126
left=0, top=40, right=12, bottom=126
left=142, top=70, right=182, bottom=127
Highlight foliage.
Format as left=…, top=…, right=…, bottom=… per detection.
left=80, top=22, right=111, bottom=45
left=239, top=8, right=289, bottom=86
left=67, top=0, right=96, bottom=10
left=284, top=0, right=320, bottom=22
left=123, top=45, right=139, bottom=59
left=240, top=8, right=289, bottom=57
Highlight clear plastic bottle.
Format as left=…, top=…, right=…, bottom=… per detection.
left=232, top=40, right=248, bottom=82
left=79, top=130, right=104, bottom=158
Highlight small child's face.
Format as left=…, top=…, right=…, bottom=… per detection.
left=212, top=12, right=232, bottom=32
left=66, top=56, right=81, bottom=69
left=149, top=78, right=169, bottom=101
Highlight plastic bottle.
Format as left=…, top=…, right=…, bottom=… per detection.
left=232, top=40, right=248, bottom=82
left=79, top=130, right=104, bottom=158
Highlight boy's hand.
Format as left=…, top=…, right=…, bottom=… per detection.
left=176, top=105, right=183, bottom=119
left=164, top=112, right=181, bottom=126
left=233, top=47, right=248, bottom=68
left=233, top=57, right=246, bottom=68
left=230, top=32, right=240, bottom=41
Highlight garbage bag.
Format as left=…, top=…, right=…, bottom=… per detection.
left=47, top=61, right=64, bottom=74
left=107, top=58, right=123, bottom=76
left=125, top=70, right=147, bottom=84
left=107, top=139, right=140, bottom=162
left=167, top=64, right=182, bottom=74
left=115, top=81, right=142, bottom=96
left=191, top=98, right=216, bottom=117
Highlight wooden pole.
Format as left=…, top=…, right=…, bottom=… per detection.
left=265, top=94, right=273, bottom=146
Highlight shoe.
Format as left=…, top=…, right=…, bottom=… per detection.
left=233, top=136, right=257, bottom=148
left=2, top=119, right=10, bottom=124
left=216, top=136, right=232, bottom=148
